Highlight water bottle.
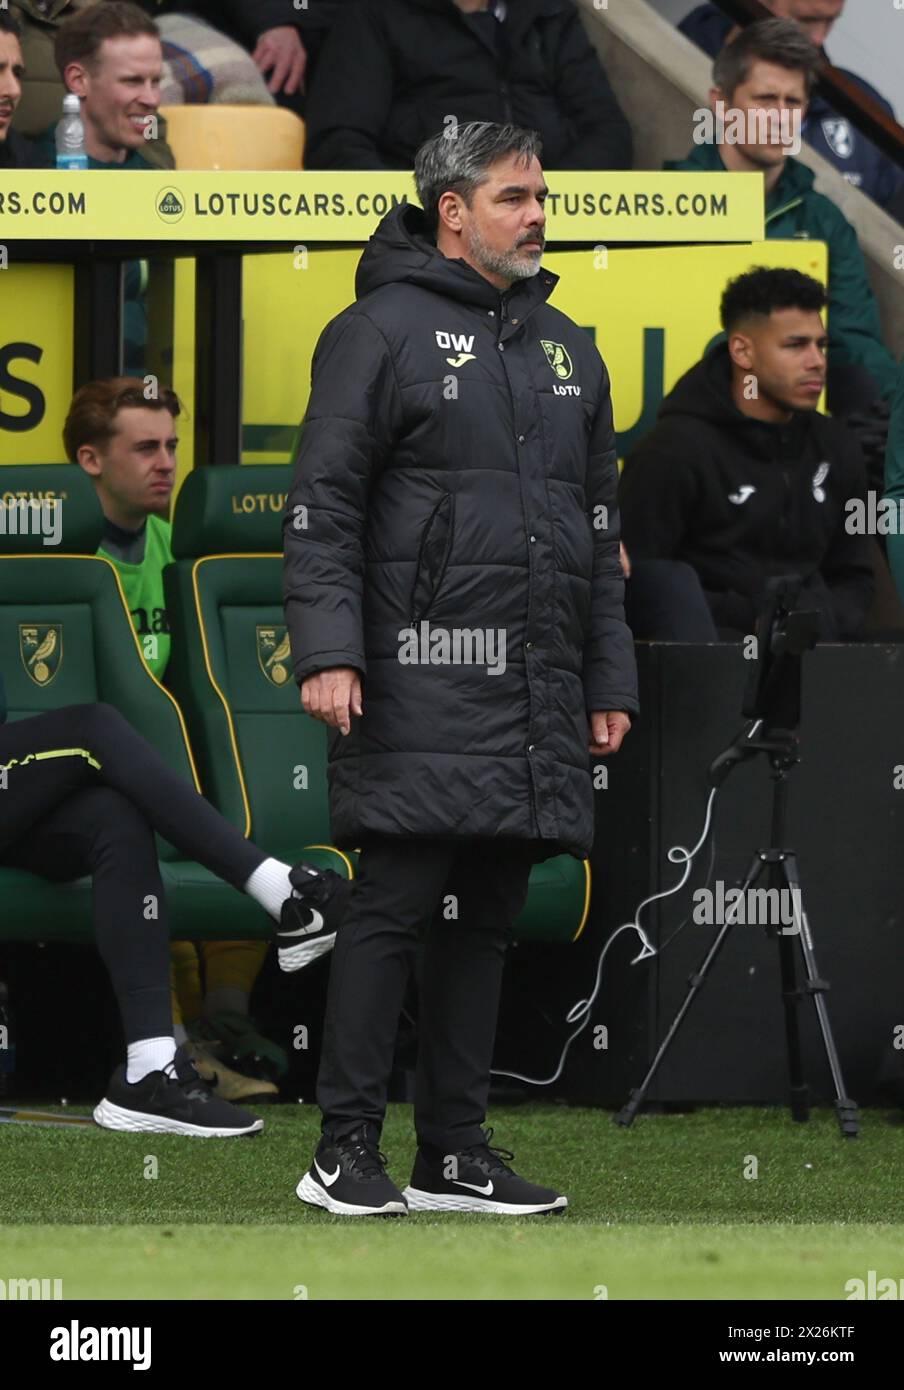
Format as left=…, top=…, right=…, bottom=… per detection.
left=0, top=981, right=14, bottom=1100
left=55, top=92, right=88, bottom=170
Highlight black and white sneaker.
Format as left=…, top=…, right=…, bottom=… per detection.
left=403, top=1128, right=567, bottom=1214
left=277, top=861, right=352, bottom=972
left=93, top=1045, right=264, bottom=1137
left=296, top=1124, right=407, bottom=1216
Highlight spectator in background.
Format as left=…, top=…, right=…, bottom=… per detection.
left=11, top=1, right=170, bottom=168
left=33, top=5, right=177, bottom=372
left=668, top=20, right=899, bottom=417
left=63, top=377, right=341, bottom=1101
left=303, top=0, right=632, bottom=171
left=35, top=1, right=174, bottom=167
left=619, top=267, right=873, bottom=642
left=678, top=0, right=904, bottom=217
left=0, top=8, right=49, bottom=166
left=132, top=0, right=348, bottom=118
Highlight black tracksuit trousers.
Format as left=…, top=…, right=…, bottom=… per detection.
left=0, top=702, right=265, bottom=1043
left=317, top=834, right=535, bottom=1153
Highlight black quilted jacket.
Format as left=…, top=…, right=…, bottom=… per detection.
left=283, top=200, right=638, bottom=857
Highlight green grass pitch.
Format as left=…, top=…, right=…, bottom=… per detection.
left=2, top=1103, right=902, bottom=1299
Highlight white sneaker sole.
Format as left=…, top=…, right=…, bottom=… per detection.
left=278, top=932, right=337, bottom=973
left=93, top=1098, right=264, bottom=1138
left=403, top=1185, right=567, bottom=1215
left=296, top=1170, right=407, bottom=1216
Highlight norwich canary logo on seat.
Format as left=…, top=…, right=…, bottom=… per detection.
left=540, top=341, right=573, bottom=380
left=20, top=624, right=62, bottom=686
left=257, top=626, right=291, bottom=687
left=156, top=188, right=185, bottom=223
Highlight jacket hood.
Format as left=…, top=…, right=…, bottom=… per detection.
left=659, top=341, right=741, bottom=426
left=355, top=199, right=559, bottom=312
left=658, top=341, right=813, bottom=451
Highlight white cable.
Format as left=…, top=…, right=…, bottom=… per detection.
left=491, top=786, right=720, bottom=1088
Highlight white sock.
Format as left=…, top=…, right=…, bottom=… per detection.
left=127, top=1036, right=177, bottom=1083
left=173, top=1023, right=188, bottom=1046
left=244, top=856, right=293, bottom=922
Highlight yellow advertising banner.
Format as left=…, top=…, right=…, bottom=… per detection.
left=240, top=239, right=829, bottom=467
left=0, top=171, right=763, bottom=243
left=0, top=240, right=827, bottom=472
left=0, top=264, right=74, bottom=465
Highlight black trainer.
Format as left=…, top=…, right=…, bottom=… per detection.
left=403, top=1128, right=567, bottom=1214
left=296, top=1124, right=407, bottom=1216
left=93, top=1045, right=264, bottom=1138
left=276, top=862, right=352, bottom=972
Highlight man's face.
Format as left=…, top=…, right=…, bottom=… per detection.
left=80, top=406, right=177, bottom=524
left=715, top=61, right=808, bottom=170
left=451, top=152, right=548, bottom=286
left=67, top=35, right=163, bottom=153
left=767, top=0, right=844, bottom=49
left=0, top=33, right=24, bottom=141
left=731, top=307, right=828, bottom=413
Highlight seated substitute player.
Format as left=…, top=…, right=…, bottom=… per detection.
left=65, top=376, right=342, bottom=1097
left=0, top=672, right=347, bottom=1134
left=619, top=267, right=874, bottom=641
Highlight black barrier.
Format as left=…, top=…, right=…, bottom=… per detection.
left=495, top=641, right=904, bottom=1108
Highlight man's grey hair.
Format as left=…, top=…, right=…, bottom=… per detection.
left=414, top=121, right=542, bottom=237
left=713, top=18, right=820, bottom=99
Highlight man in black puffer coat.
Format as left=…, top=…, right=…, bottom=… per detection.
left=303, top=0, right=632, bottom=171
left=283, top=121, right=637, bottom=1217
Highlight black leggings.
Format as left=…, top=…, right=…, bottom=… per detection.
left=0, top=702, right=266, bottom=1043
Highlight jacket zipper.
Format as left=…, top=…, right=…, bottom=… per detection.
left=497, top=294, right=543, bottom=838
left=765, top=195, right=804, bottom=227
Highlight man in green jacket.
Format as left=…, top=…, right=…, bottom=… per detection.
left=669, top=18, right=899, bottom=414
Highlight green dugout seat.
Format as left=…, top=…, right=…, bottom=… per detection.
left=165, top=466, right=590, bottom=943
left=0, top=465, right=272, bottom=943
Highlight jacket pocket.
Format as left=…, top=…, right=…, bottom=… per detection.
left=411, top=492, right=455, bottom=623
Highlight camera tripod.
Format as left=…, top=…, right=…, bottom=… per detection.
left=616, top=580, right=859, bottom=1139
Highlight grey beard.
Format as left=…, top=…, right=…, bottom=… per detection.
left=467, top=225, right=542, bottom=282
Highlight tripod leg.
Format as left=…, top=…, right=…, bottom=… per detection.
left=775, top=906, right=810, bottom=1123
left=616, top=853, right=764, bottom=1127
left=781, top=855, right=859, bottom=1139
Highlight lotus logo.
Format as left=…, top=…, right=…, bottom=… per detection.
left=156, top=188, right=185, bottom=223
left=541, top=340, right=573, bottom=381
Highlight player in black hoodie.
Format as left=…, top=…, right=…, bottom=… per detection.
left=620, top=266, right=874, bottom=641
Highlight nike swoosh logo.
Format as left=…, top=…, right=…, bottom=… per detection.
left=280, top=909, right=325, bottom=938
left=314, top=1160, right=340, bottom=1187
left=453, top=1179, right=493, bottom=1195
